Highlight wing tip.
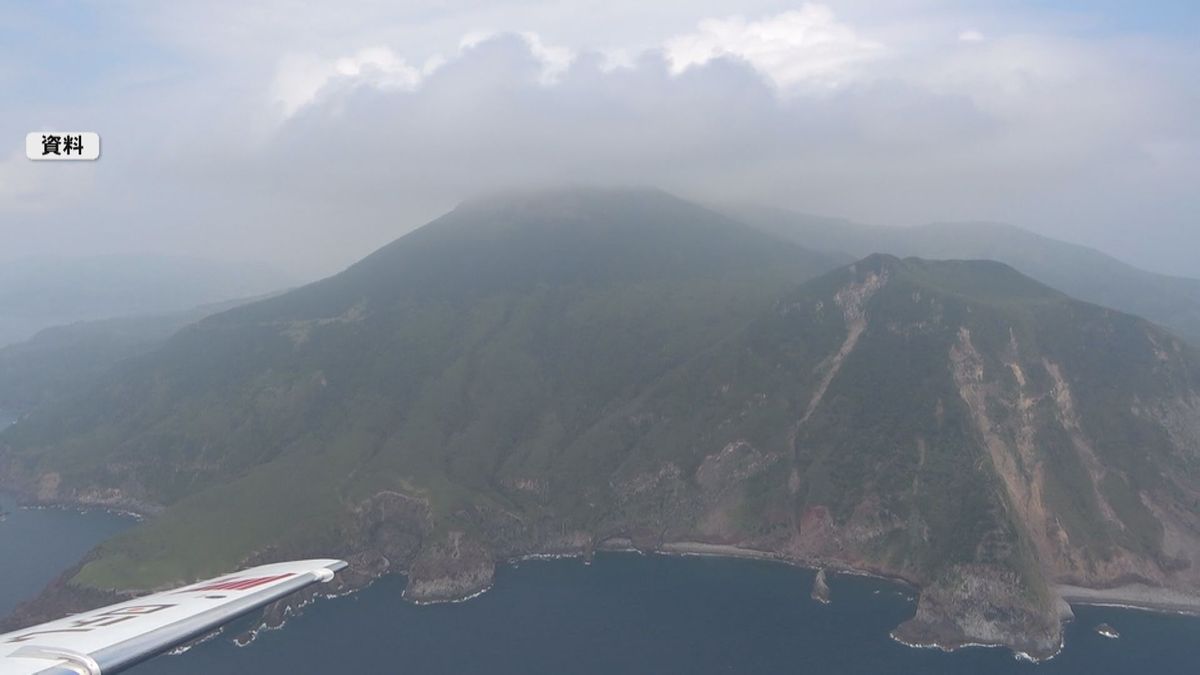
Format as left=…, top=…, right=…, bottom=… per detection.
left=314, top=560, right=347, bottom=582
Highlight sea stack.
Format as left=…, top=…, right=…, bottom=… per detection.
left=811, top=569, right=831, bottom=605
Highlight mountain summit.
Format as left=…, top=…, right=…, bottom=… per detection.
left=3, top=191, right=1199, bottom=660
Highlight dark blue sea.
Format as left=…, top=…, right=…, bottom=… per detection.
left=3, top=497, right=1199, bottom=674
left=0, top=491, right=134, bottom=616
left=134, top=553, right=1200, bottom=674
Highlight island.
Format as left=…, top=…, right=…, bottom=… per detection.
left=4, top=189, right=1200, bottom=663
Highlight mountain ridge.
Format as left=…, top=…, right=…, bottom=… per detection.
left=723, top=204, right=1200, bottom=345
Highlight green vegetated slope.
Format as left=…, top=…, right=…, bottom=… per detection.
left=4, top=190, right=1200, bottom=659
left=0, top=188, right=842, bottom=582
left=726, top=205, right=1200, bottom=345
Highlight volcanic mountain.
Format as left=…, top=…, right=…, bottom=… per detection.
left=3, top=189, right=1199, bottom=659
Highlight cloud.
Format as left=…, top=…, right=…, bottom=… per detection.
left=224, top=28, right=1194, bottom=267
left=273, top=31, right=575, bottom=116
left=664, top=6, right=885, bottom=90
left=461, top=31, right=574, bottom=83
left=272, top=47, right=436, bottom=116
left=0, top=152, right=46, bottom=210
left=0, top=149, right=96, bottom=216
left=2, top=2, right=1198, bottom=278
left=958, top=29, right=985, bottom=42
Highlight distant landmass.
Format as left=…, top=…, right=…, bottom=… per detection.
left=3, top=188, right=1199, bottom=661
left=723, top=204, right=1200, bottom=345
left=0, top=294, right=276, bottom=415
left=0, top=255, right=295, bottom=347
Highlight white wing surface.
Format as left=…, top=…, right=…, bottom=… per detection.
left=0, top=559, right=346, bottom=675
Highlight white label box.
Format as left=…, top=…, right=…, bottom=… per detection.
left=26, top=132, right=101, bottom=160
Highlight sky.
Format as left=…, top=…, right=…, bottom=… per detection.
left=2, top=1, right=1198, bottom=279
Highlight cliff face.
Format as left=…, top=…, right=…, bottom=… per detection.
left=3, top=191, right=1199, bottom=660
left=598, top=255, right=1200, bottom=658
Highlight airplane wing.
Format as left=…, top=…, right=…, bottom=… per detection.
left=0, top=559, right=346, bottom=675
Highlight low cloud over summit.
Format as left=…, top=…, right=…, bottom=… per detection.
left=4, top=2, right=1198, bottom=277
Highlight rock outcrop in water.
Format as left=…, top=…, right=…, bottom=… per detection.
left=811, top=569, right=831, bottom=605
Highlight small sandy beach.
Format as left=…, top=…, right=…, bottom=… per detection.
left=656, top=541, right=781, bottom=561
left=1057, top=584, right=1200, bottom=616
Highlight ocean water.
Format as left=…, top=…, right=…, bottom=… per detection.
left=123, top=553, right=1200, bottom=675
left=0, top=491, right=135, bottom=616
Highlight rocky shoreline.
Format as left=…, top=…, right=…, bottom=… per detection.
left=0, top=481, right=158, bottom=521
left=316, top=538, right=1200, bottom=663
left=15, top=501, right=146, bottom=522
left=888, top=631, right=1064, bottom=665
left=5, top=506, right=1200, bottom=664
left=230, top=539, right=1053, bottom=658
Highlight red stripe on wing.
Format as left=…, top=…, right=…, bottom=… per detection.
left=182, top=573, right=296, bottom=593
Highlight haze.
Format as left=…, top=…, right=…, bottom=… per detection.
left=2, top=1, right=1197, bottom=279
